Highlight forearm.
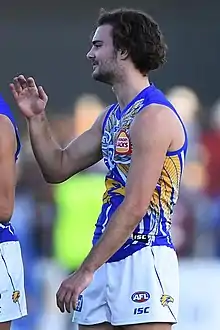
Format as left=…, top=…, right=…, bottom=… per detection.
left=80, top=202, right=141, bottom=273
left=27, top=113, right=64, bottom=182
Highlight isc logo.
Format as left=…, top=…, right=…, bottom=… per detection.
left=134, top=307, right=150, bottom=315
left=131, top=291, right=150, bottom=303
left=132, top=234, right=148, bottom=243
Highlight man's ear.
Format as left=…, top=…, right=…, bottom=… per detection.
left=119, top=48, right=129, bottom=60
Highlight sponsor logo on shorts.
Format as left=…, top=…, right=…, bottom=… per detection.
left=133, top=307, right=150, bottom=315
left=160, top=294, right=174, bottom=307
left=75, top=294, right=83, bottom=312
left=131, top=291, right=150, bottom=303
left=12, top=290, right=20, bottom=303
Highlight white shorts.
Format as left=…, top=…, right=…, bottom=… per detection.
left=73, top=246, right=179, bottom=326
left=0, top=241, right=27, bottom=323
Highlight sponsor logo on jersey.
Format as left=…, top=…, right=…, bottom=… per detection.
left=131, top=291, right=150, bottom=303
left=115, top=130, right=131, bottom=154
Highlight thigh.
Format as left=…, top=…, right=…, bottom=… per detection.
left=106, top=246, right=179, bottom=326
left=79, top=322, right=121, bottom=330
left=0, top=322, right=11, bottom=330
left=0, top=242, right=27, bottom=322
left=123, top=323, right=172, bottom=330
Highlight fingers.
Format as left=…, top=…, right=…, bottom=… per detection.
left=64, top=291, right=73, bottom=313
left=17, top=75, right=27, bottom=89
left=72, top=293, right=79, bottom=311
left=9, top=83, right=18, bottom=99
left=10, top=75, right=27, bottom=99
left=56, top=286, right=66, bottom=313
left=27, top=77, right=37, bottom=88
left=12, top=75, right=38, bottom=92
left=10, top=75, right=48, bottom=100
left=11, top=75, right=32, bottom=96
left=13, top=76, right=23, bottom=94
left=56, top=284, right=78, bottom=314
left=38, top=86, right=48, bottom=102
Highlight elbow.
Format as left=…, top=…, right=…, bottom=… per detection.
left=43, top=173, right=64, bottom=184
left=123, top=198, right=148, bottom=221
left=42, top=150, right=70, bottom=184
left=43, top=173, right=57, bottom=184
left=129, top=205, right=147, bottom=221
left=42, top=170, right=69, bottom=184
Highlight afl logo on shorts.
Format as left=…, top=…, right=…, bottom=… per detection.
left=115, top=130, right=132, bottom=155
left=131, top=291, right=150, bottom=303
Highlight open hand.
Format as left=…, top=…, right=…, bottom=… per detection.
left=10, top=75, right=48, bottom=118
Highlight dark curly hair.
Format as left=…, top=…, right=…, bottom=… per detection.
left=97, top=8, right=167, bottom=75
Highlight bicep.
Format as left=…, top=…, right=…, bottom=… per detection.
left=124, top=107, right=173, bottom=215
left=66, top=127, right=102, bottom=163
left=124, top=139, right=168, bottom=212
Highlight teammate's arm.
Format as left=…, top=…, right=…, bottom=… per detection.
left=0, top=115, right=17, bottom=223
left=10, top=75, right=105, bottom=184
left=80, top=105, right=175, bottom=272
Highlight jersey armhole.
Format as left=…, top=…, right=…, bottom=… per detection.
left=147, top=101, right=188, bottom=156
left=166, top=108, right=188, bottom=156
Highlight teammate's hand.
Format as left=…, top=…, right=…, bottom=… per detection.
left=56, top=268, right=93, bottom=313
left=10, top=75, right=48, bottom=118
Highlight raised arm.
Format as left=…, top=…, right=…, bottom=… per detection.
left=10, top=75, right=106, bottom=184
left=27, top=110, right=105, bottom=183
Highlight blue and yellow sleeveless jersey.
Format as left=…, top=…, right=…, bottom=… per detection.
left=92, top=84, right=188, bottom=262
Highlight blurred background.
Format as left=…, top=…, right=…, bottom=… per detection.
left=1, top=0, right=220, bottom=329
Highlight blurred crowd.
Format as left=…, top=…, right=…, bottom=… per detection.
left=10, top=86, right=220, bottom=330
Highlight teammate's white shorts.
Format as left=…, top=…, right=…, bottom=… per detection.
left=73, top=246, right=179, bottom=326
left=0, top=241, right=27, bottom=323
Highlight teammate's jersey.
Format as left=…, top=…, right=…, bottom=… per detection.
left=0, top=95, right=21, bottom=243
left=92, top=84, right=188, bottom=262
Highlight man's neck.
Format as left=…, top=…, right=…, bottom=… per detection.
left=112, top=74, right=150, bottom=110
